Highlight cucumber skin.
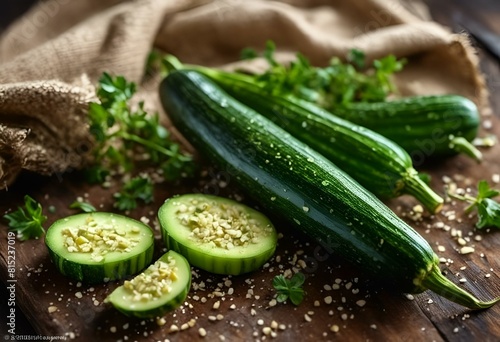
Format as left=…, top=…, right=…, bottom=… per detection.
left=163, top=230, right=276, bottom=275
left=159, top=70, right=437, bottom=293
left=45, top=212, right=155, bottom=284
left=46, top=245, right=154, bottom=284
left=333, top=96, right=480, bottom=160
left=107, top=251, right=191, bottom=319
left=158, top=194, right=277, bottom=276
left=199, top=70, right=436, bottom=202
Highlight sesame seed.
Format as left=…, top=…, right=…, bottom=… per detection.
left=356, top=300, right=366, bottom=307
left=198, top=328, right=207, bottom=337
left=460, top=246, right=475, bottom=254
left=330, top=325, right=339, bottom=333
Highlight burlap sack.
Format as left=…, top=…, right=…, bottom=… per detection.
left=0, top=0, right=487, bottom=190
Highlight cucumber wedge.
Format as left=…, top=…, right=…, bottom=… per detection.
left=45, top=212, right=154, bottom=284
left=158, top=194, right=278, bottom=275
left=106, top=250, right=191, bottom=318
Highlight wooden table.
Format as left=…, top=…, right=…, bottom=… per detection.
left=1, top=1, right=499, bottom=341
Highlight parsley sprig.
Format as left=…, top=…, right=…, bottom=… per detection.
left=87, top=72, right=194, bottom=183
left=449, top=180, right=500, bottom=229
left=113, top=175, right=154, bottom=211
left=243, top=40, right=405, bottom=110
left=3, top=195, right=47, bottom=241
left=272, top=272, right=305, bottom=305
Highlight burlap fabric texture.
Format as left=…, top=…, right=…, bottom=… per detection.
left=0, top=0, right=487, bottom=190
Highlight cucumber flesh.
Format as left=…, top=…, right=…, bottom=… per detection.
left=158, top=194, right=278, bottom=275
left=106, top=250, right=191, bottom=318
left=45, top=212, right=154, bottom=284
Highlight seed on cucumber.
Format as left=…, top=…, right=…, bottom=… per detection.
left=106, top=250, right=191, bottom=318
left=158, top=194, right=278, bottom=275
left=45, top=212, right=154, bottom=284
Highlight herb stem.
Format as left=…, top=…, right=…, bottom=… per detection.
left=120, top=132, right=177, bottom=158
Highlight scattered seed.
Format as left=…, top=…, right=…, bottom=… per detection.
left=356, top=300, right=366, bottom=307
left=460, top=246, right=475, bottom=254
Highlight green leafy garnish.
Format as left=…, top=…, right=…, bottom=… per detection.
left=69, top=199, right=97, bottom=213
left=449, top=180, right=500, bottom=229
left=272, top=272, right=305, bottom=305
left=245, top=40, right=405, bottom=110
left=3, top=195, right=47, bottom=241
left=88, top=72, right=194, bottom=183
left=113, top=175, right=154, bottom=211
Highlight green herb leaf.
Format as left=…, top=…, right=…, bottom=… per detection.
left=240, top=47, right=258, bottom=60
left=476, top=198, right=500, bottom=229
left=449, top=180, right=500, bottom=229
left=3, top=195, right=47, bottom=241
left=87, top=72, right=195, bottom=183
left=69, top=199, right=97, bottom=213
left=272, top=272, right=305, bottom=305
left=245, top=41, right=405, bottom=110
left=114, top=175, right=154, bottom=211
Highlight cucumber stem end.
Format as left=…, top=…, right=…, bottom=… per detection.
left=403, top=170, right=444, bottom=214
left=422, top=263, right=499, bottom=310
left=449, top=136, right=482, bottom=163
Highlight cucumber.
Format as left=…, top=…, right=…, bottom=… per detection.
left=106, top=250, right=191, bottom=318
left=45, top=212, right=154, bottom=284
left=158, top=193, right=278, bottom=275
left=188, top=68, right=443, bottom=213
left=331, top=96, right=482, bottom=163
left=159, top=70, right=499, bottom=309
left=163, top=55, right=482, bottom=163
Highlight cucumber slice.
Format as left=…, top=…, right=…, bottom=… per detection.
left=45, top=212, right=154, bottom=284
left=106, top=250, right=191, bottom=318
left=158, top=194, right=278, bottom=275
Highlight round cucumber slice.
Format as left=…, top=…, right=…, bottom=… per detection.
left=106, top=250, right=191, bottom=318
left=45, top=212, right=154, bottom=284
left=158, top=194, right=278, bottom=275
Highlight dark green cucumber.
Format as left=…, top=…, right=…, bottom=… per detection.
left=158, top=193, right=278, bottom=275
left=45, top=212, right=154, bottom=284
left=189, top=68, right=443, bottom=213
left=331, top=96, right=482, bottom=163
left=159, top=70, right=499, bottom=309
left=106, top=250, right=191, bottom=318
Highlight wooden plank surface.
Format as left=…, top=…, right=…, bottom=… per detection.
left=1, top=1, right=500, bottom=341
